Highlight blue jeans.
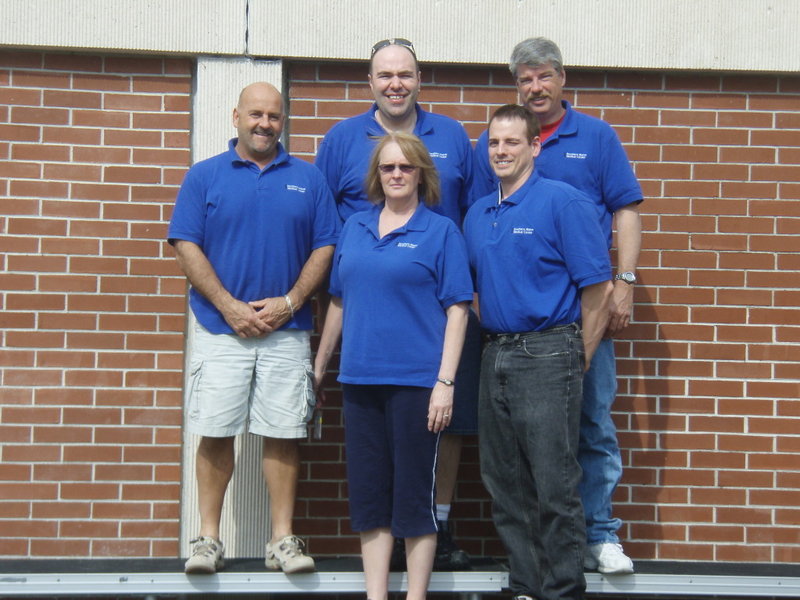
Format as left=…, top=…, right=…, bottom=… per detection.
left=479, top=324, right=586, bottom=600
left=578, top=338, right=623, bottom=544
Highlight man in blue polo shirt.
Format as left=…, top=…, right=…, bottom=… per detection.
left=473, top=37, right=643, bottom=575
left=315, top=38, right=476, bottom=571
left=464, top=104, right=612, bottom=600
left=169, top=82, right=339, bottom=576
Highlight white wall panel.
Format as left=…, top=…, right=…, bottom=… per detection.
left=249, top=0, right=800, bottom=72
left=0, top=0, right=246, bottom=55
left=2, top=0, right=798, bottom=72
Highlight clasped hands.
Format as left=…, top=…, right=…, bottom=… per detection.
left=223, top=296, right=294, bottom=338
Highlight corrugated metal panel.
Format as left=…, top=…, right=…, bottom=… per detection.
left=179, top=57, right=285, bottom=560
left=251, top=0, right=800, bottom=72
left=0, top=0, right=246, bottom=55
left=2, top=0, right=798, bottom=71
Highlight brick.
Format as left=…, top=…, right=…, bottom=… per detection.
left=70, top=109, right=129, bottom=128
left=2, top=406, right=61, bottom=424
left=660, top=469, right=715, bottom=487
left=131, top=147, right=190, bottom=166
left=43, top=54, right=102, bottom=72
left=92, top=501, right=151, bottom=520
left=32, top=501, right=91, bottom=519
left=63, top=444, right=122, bottom=463
left=716, top=543, right=774, bottom=562
left=31, top=538, right=90, bottom=556
left=103, top=165, right=162, bottom=184
left=121, top=520, right=177, bottom=538
left=60, top=483, right=120, bottom=500
left=60, top=520, right=119, bottom=538
left=31, top=387, right=92, bottom=407
left=121, top=483, right=180, bottom=501
left=0, top=520, right=58, bottom=538
left=689, top=525, right=745, bottom=543
left=33, top=463, right=93, bottom=482
left=64, top=369, right=123, bottom=388
left=747, top=527, right=800, bottom=545
left=42, top=127, right=102, bottom=145
left=103, top=128, right=162, bottom=148
left=0, top=482, right=57, bottom=500
left=95, top=464, right=153, bottom=482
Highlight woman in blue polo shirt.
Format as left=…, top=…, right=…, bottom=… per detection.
left=314, top=132, right=472, bottom=600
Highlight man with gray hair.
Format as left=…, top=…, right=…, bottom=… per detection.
left=473, top=37, right=643, bottom=575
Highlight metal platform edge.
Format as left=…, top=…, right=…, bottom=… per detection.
left=0, top=569, right=509, bottom=596
left=585, top=571, right=800, bottom=597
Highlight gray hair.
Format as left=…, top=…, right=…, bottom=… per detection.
left=509, top=37, right=564, bottom=78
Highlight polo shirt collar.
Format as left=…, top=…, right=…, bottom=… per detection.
left=364, top=103, right=432, bottom=137
left=356, top=201, right=433, bottom=239
left=497, top=171, right=541, bottom=207
left=544, top=101, right=577, bottom=145
left=227, top=138, right=290, bottom=170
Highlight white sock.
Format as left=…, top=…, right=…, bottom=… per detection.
left=436, top=504, right=451, bottom=523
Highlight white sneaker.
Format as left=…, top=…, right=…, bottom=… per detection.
left=265, top=534, right=315, bottom=573
left=184, top=536, right=224, bottom=574
left=585, top=542, right=634, bottom=574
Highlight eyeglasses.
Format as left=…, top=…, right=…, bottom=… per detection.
left=370, top=38, right=417, bottom=59
left=378, top=163, right=417, bottom=174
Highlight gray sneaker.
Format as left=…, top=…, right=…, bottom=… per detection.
left=184, top=536, right=224, bottom=574
left=265, top=534, right=315, bottom=573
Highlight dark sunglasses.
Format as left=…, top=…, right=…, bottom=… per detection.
left=370, top=38, right=417, bottom=59
left=378, top=163, right=417, bottom=174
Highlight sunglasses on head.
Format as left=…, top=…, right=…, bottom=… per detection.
left=370, top=38, right=417, bottom=59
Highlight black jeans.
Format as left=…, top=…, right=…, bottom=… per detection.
left=479, top=324, right=586, bottom=600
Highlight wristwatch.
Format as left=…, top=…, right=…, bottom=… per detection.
left=614, top=271, right=637, bottom=284
left=437, top=377, right=455, bottom=386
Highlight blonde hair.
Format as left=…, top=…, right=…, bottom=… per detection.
left=365, top=132, right=441, bottom=206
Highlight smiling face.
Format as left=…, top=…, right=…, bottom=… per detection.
left=515, top=62, right=566, bottom=125
left=232, top=82, right=285, bottom=167
left=488, top=116, right=541, bottom=194
left=369, top=44, right=421, bottom=123
left=377, top=141, right=420, bottom=204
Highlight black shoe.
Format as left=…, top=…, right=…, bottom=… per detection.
left=433, top=520, right=471, bottom=571
left=389, top=536, right=405, bottom=571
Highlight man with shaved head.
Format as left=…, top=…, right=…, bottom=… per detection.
left=169, top=82, right=339, bottom=575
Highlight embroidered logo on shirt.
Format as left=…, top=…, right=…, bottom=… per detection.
left=564, top=152, right=587, bottom=159
left=429, top=152, right=448, bottom=159
left=286, top=184, right=307, bottom=193
left=397, top=242, right=418, bottom=248
left=512, top=227, right=535, bottom=235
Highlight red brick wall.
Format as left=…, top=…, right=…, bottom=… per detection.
left=289, top=61, right=800, bottom=563
left=1, top=50, right=798, bottom=564
left=0, top=51, right=191, bottom=557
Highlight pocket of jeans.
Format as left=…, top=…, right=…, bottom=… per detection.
left=519, top=339, right=569, bottom=359
left=571, top=337, right=586, bottom=371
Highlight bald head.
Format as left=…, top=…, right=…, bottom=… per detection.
left=237, top=82, right=284, bottom=114
left=233, top=82, right=285, bottom=167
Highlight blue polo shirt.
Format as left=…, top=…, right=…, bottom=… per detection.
left=472, top=101, right=643, bottom=246
left=463, top=172, right=610, bottom=334
left=315, top=104, right=474, bottom=225
left=168, top=139, right=340, bottom=334
left=330, top=203, right=473, bottom=387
